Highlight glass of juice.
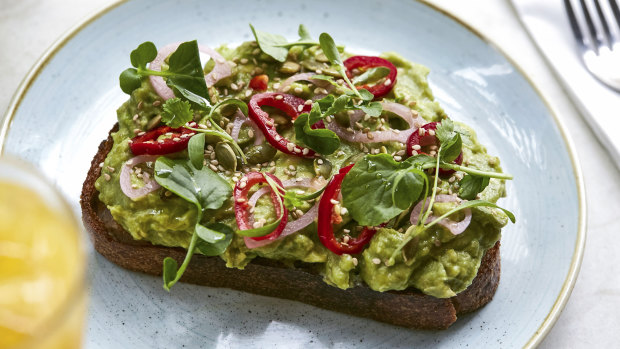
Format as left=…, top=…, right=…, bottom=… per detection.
left=0, top=156, right=87, bottom=348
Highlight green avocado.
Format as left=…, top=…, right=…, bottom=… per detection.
left=95, top=41, right=508, bottom=298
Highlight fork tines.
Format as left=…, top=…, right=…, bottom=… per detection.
left=565, top=0, right=620, bottom=52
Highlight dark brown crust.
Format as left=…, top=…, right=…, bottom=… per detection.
left=80, top=125, right=501, bottom=330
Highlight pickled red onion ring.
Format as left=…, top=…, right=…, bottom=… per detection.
left=231, top=110, right=264, bottom=146
left=326, top=101, right=426, bottom=144
left=149, top=42, right=232, bottom=100
left=409, top=194, right=472, bottom=235
left=244, top=178, right=321, bottom=249
left=277, top=72, right=334, bottom=93
left=119, top=155, right=161, bottom=199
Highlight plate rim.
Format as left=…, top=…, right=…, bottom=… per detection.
left=0, top=0, right=587, bottom=347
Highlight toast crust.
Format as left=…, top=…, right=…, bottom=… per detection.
left=80, top=125, right=500, bottom=330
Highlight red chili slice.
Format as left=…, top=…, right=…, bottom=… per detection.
left=317, top=165, right=378, bottom=255
left=129, top=125, right=196, bottom=155
left=343, top=56, right=397, bottom=99
left=249, top=74, right=269, bottom=91
left=248, top=92, right=315, bottom=158
left=406, top=122, right=463, bottom=176
left=234, top=172, right=288, bottom=241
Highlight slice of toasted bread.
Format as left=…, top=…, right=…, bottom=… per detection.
left=80, top=125, right=500, bottom=330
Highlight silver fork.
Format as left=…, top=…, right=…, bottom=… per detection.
left=564, top=0, right=620, bottom=91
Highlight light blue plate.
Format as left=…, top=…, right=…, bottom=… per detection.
left=1, top=0, right=585, bottom=347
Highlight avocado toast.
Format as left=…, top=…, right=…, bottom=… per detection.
left=80, top=25, right=514, bottom=329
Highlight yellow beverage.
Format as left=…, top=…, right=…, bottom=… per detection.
left=0, top=158, right=86, bottom=348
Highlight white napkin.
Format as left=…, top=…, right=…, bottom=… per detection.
left=511, top=0, right=620, bottom=167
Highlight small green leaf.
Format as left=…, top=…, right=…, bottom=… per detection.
left=195, top=223, right=234, bottom=256
left=298, top=24, right=313, bottom=41
left=358, top=101, right=382, bottom=117
left=294, top=110, right=340, bottom=155
left=188, top=133, right=206, bottom=170
left=358, top=89, right=375, bottom=101
left=249, top=24, right=289, bottom=62
left=341, top=154, right=426, bottom=226
left=130, top=41, right=157, bottom=69
left=323, top=95, right=350, bottom=116
left=166, top=41, right=210, bottom=101
left=161, top=98, right=193, bottom=128
left=435, top=119, right=456, bottom=144
left=195, top=223, right=225, bottom=243
left=402, top=154, right=437, bottom=169
left=154, top=157, right=231, bottom=211
left=162, top=257, right=178, bottom=291
left=351, top=66, right=391, bottom=85
left=435, top=120, right=462, bottom=163
left=119, top=68, right=142, bottom=94
left=458, top=175, right=490, bottom=200
left=319, top=33, right=343, bottom=67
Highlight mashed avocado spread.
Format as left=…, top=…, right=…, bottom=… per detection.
left=95, top=28, right=511, bottom=298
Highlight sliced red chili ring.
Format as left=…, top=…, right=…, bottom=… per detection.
left=317, top=164, right=378, bottom=255
left=406, top=122, right=463, bottom=176
left=234, top=172, right=288, bottom=241
left=248, top=92, right=315, bottom=158
left=129, top=125, right=196, bottom=155
left=343, top=55, right=397, bottom=99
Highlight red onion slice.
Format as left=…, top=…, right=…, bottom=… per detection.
left=119, top=155, right=161, bottom=199
left=409, top=194, right=472, bottom=235
left=149, top=42, right=232, bottom=100
left=230, top=110, right=264, bottom=146
left=326, top=101, right=426, bottom=144
left=148, top=43, right=178, bottom=100
left=277, top=72, right=333, bottom=93
left=244, top=178, right=320, bottom=249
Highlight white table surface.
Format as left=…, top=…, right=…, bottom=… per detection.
left=1, top=0, right=618, bottom=347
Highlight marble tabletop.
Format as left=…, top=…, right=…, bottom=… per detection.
left=1, top=0, right=618, bottom=347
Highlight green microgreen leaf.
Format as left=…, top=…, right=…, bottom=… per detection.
left=195, top=223, right=234, bottom=256
left=188, top=133, right=206, bottom=170
left=351, top=66, right=391, bottom=85
left=358, top=101, right=382, bottom=117
left=161, top=98, right=193, bottom=128
left=458, top=174, right=490, bottom=200
left=154, top=157, right=231, bottom=211
left=155, top=156, right=233, bottom=291
left=298, top=24, right=313, bottom=41
left=249, top=24, right=290, bottom=62
left=294, top=114, right=340, bottom=155
left=162, top=257, right=178, bottom=291
left=435, top=119, right=462, bottom=163
left=319, top=32, right=343, bottom=67
left=341, top=154, right=426, bottom=226
left=195, top=223, right=226, bottom=244
left=119, top=68, right=142, bottom=94
left=130, top=41, right=157, bottom=69
left=357, top=89, right=375, bottom=101
left=165, top=40, right=210, bottom=102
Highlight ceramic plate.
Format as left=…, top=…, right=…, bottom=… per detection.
left=1, top=0, right=585, bottom=347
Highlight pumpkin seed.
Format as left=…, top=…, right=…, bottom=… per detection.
left=215, top=142, right=237, bottom=170
left=314, top=158, right=333, bottom=178
left=279, top=61, right=300, bottom=74
left=146, top=114, right=162, bottom=130
left=246, top=144, right=277, bottom=164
